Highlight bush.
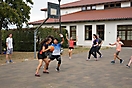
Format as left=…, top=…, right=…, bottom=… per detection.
left=2, top=27, right=68, bottom=52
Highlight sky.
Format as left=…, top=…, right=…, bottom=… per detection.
left=29, top=0, right=78, bottom=22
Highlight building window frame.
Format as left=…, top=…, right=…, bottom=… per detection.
left=85, top=25, right=92, bottom=40
left=96, top=25, right=105, bottom=40
left=70, top=26, right=76, bottom=41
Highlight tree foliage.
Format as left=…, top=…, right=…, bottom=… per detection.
left=0, top=0, right=33, bottom=53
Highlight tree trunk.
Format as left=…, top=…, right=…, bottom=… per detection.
left=0, top=24, right=2, bottom=54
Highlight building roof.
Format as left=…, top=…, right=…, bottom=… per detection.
left=29, top=7, right=132, bottom=25
left=41, top=0, right=127, bottom=11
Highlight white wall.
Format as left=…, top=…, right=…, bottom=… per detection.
left=121, top=2, right=131, bottom=8
left=96, top=5, right=104, bottom=10
left=61, top=7, right=81, bottom=15
left=34, top=20, right=132, bottom=47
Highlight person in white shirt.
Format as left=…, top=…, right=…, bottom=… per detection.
left=6, top=33, right=13, bottom=63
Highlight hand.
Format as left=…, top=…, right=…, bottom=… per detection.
left=59, top=34, right=63, bottom=37
left=109, top=43, right=111, bottom=45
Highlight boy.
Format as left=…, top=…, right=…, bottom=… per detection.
left=109, top=37, right=124, bottom=64
left=49, top=34, right=64, bottom=71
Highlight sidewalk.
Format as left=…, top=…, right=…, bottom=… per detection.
left=0, top=48, right=132, bottom=88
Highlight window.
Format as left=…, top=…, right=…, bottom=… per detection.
left=82, top=7, right=86, bottom=11
left=92, top=6, right=96, bottom=10
left=131, top=2, right=132, bottom=7
left=104, top=3, right=121, bottom=9
left=85, top=25, right=92, bottom=40
left=87, top=6, right=91, bottom=10
left=96, top=25, right=105, bottom=40
left=70, top=26, right=76, bottom=40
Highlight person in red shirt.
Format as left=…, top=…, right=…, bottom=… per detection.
left=66, top=34, right=77, bottom=59
left=109, top=37, right=124, bottom=64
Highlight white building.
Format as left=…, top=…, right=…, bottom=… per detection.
left=29, top=0, right=132, bottom=47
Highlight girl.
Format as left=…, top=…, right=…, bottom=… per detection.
left=35, top=38, right=51, bottom=77
left=66, top=34, right=77, bottom=59
left=126, top=56, right=132, bottom=68
left=87, top=34, right=98, bottom=61
left=109, top=37, right=124, bottom=64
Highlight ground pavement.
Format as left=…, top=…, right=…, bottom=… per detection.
left=0, top=48, right=132, bottom=88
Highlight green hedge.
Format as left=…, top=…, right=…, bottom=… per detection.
left=2, top=27, right=68, bottom=52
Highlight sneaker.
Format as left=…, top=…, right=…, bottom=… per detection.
left=69, top=57, right=71, bottom=59
left=126, top=65, right=130, bottom=68
left=35, top=74, right=40, bottom=77
left=95, top=58, right=98, bottom=61
left=9, top=60, right=13, bottom=63
left=43, top=70, right=49, bottom=74
left=111, top=60, right=115, bottom=64
left=56, top=68, right=59, bottom=72
left=86, top=58, right=90, bottom=61
left=99, top=55, right=103, bottom=58
left=6, top=61, right=9, bottom=64
left=120, top=59, right=124, bottom=64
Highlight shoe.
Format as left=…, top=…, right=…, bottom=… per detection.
left=43, top=70, right=49, bottom=74
left=99, top=55, right=103, bottom=58
left=126, top=65, right=130, bottom=68
left=111, top=60, right=115, bottom=64
left=69, top=57, right=71, bottom=59
left=35, top=74, right=40, bottom=77
left=9, top=60, right=13, bottom=63
left=86, top=58, right=90, bottom=61
left=95, top=58, right=98, bottom=61
left=6, top=61, right=9, bottom=64
left=120, top=59, right=124, bottom=64
left=56, top=68, right=59, bottom=72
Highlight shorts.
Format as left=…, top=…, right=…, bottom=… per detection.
left=6, top=48, right=13, bottom=54
left=69, top=47, right=74, bottom=50
left=116, top=51, right=120, bottom=55
left=37, top=53, right=47, bottom=59
left=49, top=55, right=61, bottom=61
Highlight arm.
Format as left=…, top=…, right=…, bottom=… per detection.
left=60, top=34, right=64, bottom=44
left=42, top=46, right=50, bottom=52
left=6, top=38, right=9, bottom=49
left=66, top=34, right=69, bottom=41
left=109, top=42, right=116, bottom=46
left=119, top=41, right=124, bottom=45
left=74, top=36, right=78, bottom=42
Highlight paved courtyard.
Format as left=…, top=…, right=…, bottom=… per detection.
left=0, top=47, right=132, bottom=88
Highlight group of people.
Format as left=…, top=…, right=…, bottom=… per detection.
left=87, top=34, right=103, bottom=61
left=4, top=33, right=132, bottom=77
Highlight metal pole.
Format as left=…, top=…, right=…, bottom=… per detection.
left=58, top=0, right=61, bottom=33
left=34, top=17, right=49, bottom=59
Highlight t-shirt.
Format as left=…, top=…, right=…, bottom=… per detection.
left=6, top=37, right=13, bottom=49
left=69, top=40, right=74, bottom=47
left=98, top=38, right=102, bottom=44
left=39, top=43, right=48, bottom=54
left=93, top=39, right=98, bottom=46
left=52, top=43, right=61, bottom=55
left=115, top=41, right=123, bottom=51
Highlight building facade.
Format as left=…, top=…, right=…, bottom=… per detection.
left=29, top=0, right=132, bottom=47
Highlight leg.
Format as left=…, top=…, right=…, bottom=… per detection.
left=128, top=56, right=132, bottom=66
left=56, top=56, right=61, bottom=71
left=92, top=47, right=98, bottom=61
left=35, top=59, right=43, bottom=76
left=69, top=49, right=73, bottom=59
left=43, top=58, right=50, bottom=73
left=6, top=54, right=9, bottom=63
left=97, top=46, right=102, bottom=57
left=88, top=47, right=93, bottom=59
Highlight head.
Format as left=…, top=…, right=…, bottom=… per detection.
left=117, top=37, right=121, bottom=42
left=96, top=34, right=99, bottom=38
left=9, top=33, right=12, bottom=38
left=47, top=35, right=54, bottom=44
left=70, top=37, right=73, bottom=40
left=93, top=34, right=98, bottom=39
left=40, top=38, right=51, bottom=45
left=53, top=38, right=59, bottom=44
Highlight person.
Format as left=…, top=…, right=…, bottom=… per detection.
left=35, top=38, right=52, bottom=77
left=6, top=33, right=13, bottom=63
left=66, top=34, right=77, bottom=59
left=49, top=34, right=64, bottom=72
left=109, top=37, right=124, bottom=64
left=87, top=34, right=98, bottom=61
left=126, top=56, right=132, bottom=68
left=97, top=34, right=103, bottom=58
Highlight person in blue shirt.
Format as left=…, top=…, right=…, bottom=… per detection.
left=87, top=34, right=98, bottom=61
left=49, top=34, right=64, bottom=72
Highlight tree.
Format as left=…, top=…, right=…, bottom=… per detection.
left=0, top=0, right=33, bottom=54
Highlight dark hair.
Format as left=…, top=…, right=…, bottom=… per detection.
left=47, top=35, right=54, bottom=44
left=93, top=34, right=98, bottom=39
left=54, top=38, right=59, bottom=41
left=40, top=38, right=50, bottom=45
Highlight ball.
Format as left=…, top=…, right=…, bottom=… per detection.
left=49, top=46, right=54, bottom=52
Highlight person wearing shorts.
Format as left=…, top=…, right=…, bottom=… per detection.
left=66, top=34, right=77, bottom=59
left=35, top=38, right=52, bottom=77
left=6, top=33, right=13, bottom=63
left=49, top=34, right=64, bottom=72
left=109, top=37, right=124, bottom=64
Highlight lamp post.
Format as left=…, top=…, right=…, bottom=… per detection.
left=58, top=0, right=61, bottom=33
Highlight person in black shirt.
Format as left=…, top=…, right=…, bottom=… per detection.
left=35, top=38, right=52, bottom=77
left=87, top=34, right=98, bottom=61
left=97, top=34, right=103, bottom=58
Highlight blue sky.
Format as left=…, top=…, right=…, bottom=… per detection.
left=29, top=0, right=78, bottom=22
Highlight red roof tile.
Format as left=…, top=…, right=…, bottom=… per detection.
left=41, top=0, right=126, bottom=11
left=29, top=7, right=132, bottom=25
